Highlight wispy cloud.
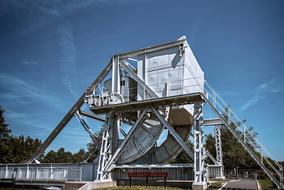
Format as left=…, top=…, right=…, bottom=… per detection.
left=5, top=0, right=98, bottom=13
left=5, top=1, right=87, bottom=98
left=56, top=22, right=78, bottom=98
left=241, top=93, right=264, bottom=111
left=0, top=74, right=72, bottom=140
left=0, top=75, right=66, bottom=111
left=22, top=60, right=39, bottom=66
left=39, top=3, right=79, bottom=98
left=240, top=80, right=282, bottom=111
left=26, top=2, right=80, bottom=98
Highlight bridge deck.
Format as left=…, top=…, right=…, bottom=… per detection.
left=90, top=92, right=203, bottom=114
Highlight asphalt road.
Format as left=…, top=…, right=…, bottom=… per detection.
left=222, top=179, right=258, bottom=190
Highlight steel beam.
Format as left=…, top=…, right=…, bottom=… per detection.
left=118, top=38, right=186, bottom=59
left=90, top=92, right=203, bottom=114
left=201, top=93, right=284, bottom=189
left=104, top=109, right=148, bottom=172
left=74, top=111, right=100, bottom=145
left=202, top=118, right=223, bottom=126
left=214, top=125, right=225, bottom=179
left=24, top=61, right=112, bottom=163
left=79, top=110, right=105, bottom=122
left=205, top=150, right=218, bottom=166
left=96, top=124, right=112, bottom=180
left=112, top=55, right=120, bottom=93
left=120, top=60, right=158, bottom=98
left=214, top=126, right=223, bottom=165
left=152, top=108, right=194, bottom=160
left=114, top=163, right=193, bottom=169
left=192, top=103, right=207, bottom=186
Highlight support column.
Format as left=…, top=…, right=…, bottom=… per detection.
left=110, top=114, right=119, bottom=156
left=111, top=55, right=121, bottom=149
left=50, top=164, right=53, bottom=179
left=97, top=57, right=121, bottom=181
left=193, top=103, right=207, bottom=190
left=96, top=117, right=112, bottom=181
left=111, top=55, right=120, bottom=93
left=214, top=125, right=225, bottom=179
left=5, top=165, right=8, bottom=179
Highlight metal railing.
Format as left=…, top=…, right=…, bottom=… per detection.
left=0, top=164, right=82, bottom=181
left=203, top=82, right=283, bottom=189
left=86, top=73, right=283, bottom=188
left=86, top=76, right=204, bottom=107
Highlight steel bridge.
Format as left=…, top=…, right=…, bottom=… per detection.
left=1, top=37, right=283, bottom=190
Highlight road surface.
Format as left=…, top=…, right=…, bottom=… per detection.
left=222, top=179, right=259, bottom=190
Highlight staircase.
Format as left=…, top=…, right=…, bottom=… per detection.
left=202, top=82, right=284, bottom=189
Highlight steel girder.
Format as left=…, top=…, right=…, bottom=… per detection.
left=192, top=103, right=207, bottom=185
left=74, top=111, right=100, bottom=146
left=24, top=61, right=112, bottom=164
left=103, top=109, right=149, bottom=173
left=214, top=125, right=225, bottom=179
left=201, top=93, right=284, bottom=189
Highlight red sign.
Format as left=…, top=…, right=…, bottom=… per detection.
left=128, top=171, right=167, bottom=177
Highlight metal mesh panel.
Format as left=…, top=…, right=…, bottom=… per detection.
left=0, top=167, right=6, bottom=178
left=66, top=167, right=81, bottom=181
left=37, top=168, right=50, bottom=179
left=15, top=167, right=27, bottom=179
left=52, top=168, right=65, bottom=180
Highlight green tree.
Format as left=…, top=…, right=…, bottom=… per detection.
left=205, top=107, right=259, bottom=169
left=0, top=106, right=12, bottom=163
left=11, top=136, right=42, bottom=163
left=72, top=149, right=86, bottom=163
left=57, top=148, right=73, bottom=163
left=204, top=134, right=216, bottom=164
left=42, top=148, right=87, bottom=163
left=0, top=106, right=42, bottom=163
left=85, top=128, right=104, bottom=163
left=0, top=105, right=103, bottom=164
left=42, top=150, right=57, bottom=163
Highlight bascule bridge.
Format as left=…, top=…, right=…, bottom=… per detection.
left=0, top=37, right=283, bottom=190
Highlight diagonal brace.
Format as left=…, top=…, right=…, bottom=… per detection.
left=79, top=110, right=106, bottom=122
left=152, top=108, right=194, bottom=160
left=204, top=149, right=218, bottom=165
left=74, top=111, right=100, bottom=146
left=104, top=109, right=149, bottom=172
left=24, top=61, right=112, bottom=163
left=120, top=60, right=158, bottom=98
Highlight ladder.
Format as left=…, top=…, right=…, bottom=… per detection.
left=202, top=82, right=283, bottom=189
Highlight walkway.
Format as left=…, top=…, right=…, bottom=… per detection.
left=222, top=179, right=259, bottom=190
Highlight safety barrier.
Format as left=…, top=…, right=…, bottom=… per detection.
left=0, top=163, right=85, bottom=182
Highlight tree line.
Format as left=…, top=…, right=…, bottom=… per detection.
left=1, top=105, right=283, bottom=172
left=0, top=106, right=98, bottom=163
left=170, top=108, right=284, bottom=173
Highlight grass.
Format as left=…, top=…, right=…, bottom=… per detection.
left=94, top=186, right=184, bottom=190
left=258, top=179, right=278, bottom=190
left=95, top=182, right=226, bottom=190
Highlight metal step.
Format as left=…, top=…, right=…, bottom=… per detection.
left=202, top=82, right=284, bottom=189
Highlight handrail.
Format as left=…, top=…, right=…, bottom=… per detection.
left=0, top=164, right=82, bottom=181
left=203, top=82, right=283, bottom=189
left=205, top=82, right=282, bottom=170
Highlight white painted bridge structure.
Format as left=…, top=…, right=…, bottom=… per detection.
left=0, top=37, right=283, bottom=189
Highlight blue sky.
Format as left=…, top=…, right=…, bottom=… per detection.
left=0, top=0, right=284, bottom=160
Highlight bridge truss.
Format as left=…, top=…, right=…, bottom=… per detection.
left=19, top=37, right=283, bottom=189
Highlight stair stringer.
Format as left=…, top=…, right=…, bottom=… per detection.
left=201, top=93, right=284, bottom=189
